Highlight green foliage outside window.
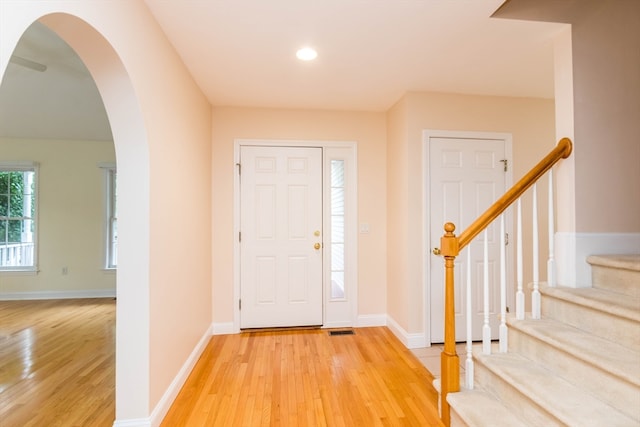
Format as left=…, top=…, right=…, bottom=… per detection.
left=0, top=171, right=35, bottom=244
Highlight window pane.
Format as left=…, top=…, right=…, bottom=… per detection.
left=9, top=195, right=24, bottom=217
left=331, top=271, right=345, bottom=299
left=331, top=160, right=344, bottom=187
left=331, top=215, right=344, bottom=243
left=7, top=220, right=23, bottom=243
left=332, top=243, right=344, bottom=271
left=0, top=195, right=7, bottom=217
left=0, top=173, right=8, bottom=194
left=331, top=188, right=344, bottom=215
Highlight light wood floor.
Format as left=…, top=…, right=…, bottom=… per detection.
left=162, top=327, right=444, bottom=426
left=0, top=298, right=115, bottom=427
left=0, top=300, right=443, bottom=426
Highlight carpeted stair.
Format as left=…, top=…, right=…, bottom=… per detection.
left=446, top=254, right=640, bottom=427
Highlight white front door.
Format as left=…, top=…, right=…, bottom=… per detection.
left=428, top=134, right=509, bottom=343
left=240, top=146, right=323, bottom=329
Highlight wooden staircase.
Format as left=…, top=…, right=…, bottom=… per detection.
left=445, top=254, right=640, bottom=427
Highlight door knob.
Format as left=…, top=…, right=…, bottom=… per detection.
left=433, top=247, right=441, bottom=255
left=314, top=243, right=321, bottom=250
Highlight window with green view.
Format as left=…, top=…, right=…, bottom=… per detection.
left=0, top=166, right=37, bottom=270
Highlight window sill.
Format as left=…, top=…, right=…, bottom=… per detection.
left=0, top=269, right=39, bottom=276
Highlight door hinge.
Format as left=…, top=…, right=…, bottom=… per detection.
left=239, top=299, right=241, bottom=310
left=505, top=232, right=509, bottom=246
left=239, top=231, right=241, bottom=242
left=236, top=162, right=241, bottom=175
left=500, top=159, right=508, bottom=172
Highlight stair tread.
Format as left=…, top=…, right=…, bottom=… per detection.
left=508, top=315, right=640, bottom=386
left=541, top=285, right=640, bottom=321
left=448, top=387, right=529, bottom=427
left=587, top=254, right=640, bottom=272
left=474, top=350, right=638, bottom=426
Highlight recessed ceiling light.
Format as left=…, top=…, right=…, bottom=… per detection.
left=296, top=47, right=317, bottom=61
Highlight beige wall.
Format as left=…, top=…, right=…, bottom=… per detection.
left=387, top=91, right=556, bottom=335
left=506, top=0, right=640, bottom=285
left=386, top=98, right=410, bottom=330
left=570, top=1, right=640, bottom=233
left=0, top=138, right=116, bottom=295
left=211, top=107, right=388, bottom=324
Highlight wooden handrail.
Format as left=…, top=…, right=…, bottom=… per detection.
left=438, top=137, right=572, bottom=426
left=458, top=137, right=572, bottom=249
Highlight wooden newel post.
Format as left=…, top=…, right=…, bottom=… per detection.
left=440, top=222, right=460, bottom=426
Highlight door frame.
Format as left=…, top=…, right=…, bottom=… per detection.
left=423, top=129, right=514, bottom=345
left=233, top=139, right=358, bottom=333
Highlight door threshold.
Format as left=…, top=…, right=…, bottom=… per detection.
left=241, top=325, right=322, bottom=333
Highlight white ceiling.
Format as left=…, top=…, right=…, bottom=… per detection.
left=0, top=1, right=566, bottom=141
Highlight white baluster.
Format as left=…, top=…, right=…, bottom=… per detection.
left=499, top=214, right=508, bottom=352
left=465, top=245, right=474, bottom=389
left=516, top=198, right=524, bottom=320
left=548, top=169, right=556, bottom=287
left=532, top=183, right=541, bottom=319
left=482, top=229, right=491, bottom=354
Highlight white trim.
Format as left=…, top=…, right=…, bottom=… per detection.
left=146, top=324, right=213, bottom=427
left=323, top=146, right=358, bottom=328
left=98, top=162, right=117, bottom=169
left=422, top=130, right=513, bottom=345
left=386, top=315, right=427, bottom=349
left=556, top=232, right=640, bottom=288
left=0, top=160, right=39, bottom=169
left=233, top=139, right=358, bottom=332
left=0, top=288, right=116, bottom=300
left=112, top=418, right=150, bottom=427
left=212, top=322, right=235, bottom=335
left=355, top=313, right=387, bottom=327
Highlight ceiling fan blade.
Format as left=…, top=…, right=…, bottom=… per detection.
left=10, top=55, right=47, bottom=72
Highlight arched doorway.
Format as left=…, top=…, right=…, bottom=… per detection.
left=0, top=20, right=119, bottom=425
left=1, top=11, right=151, bottom=424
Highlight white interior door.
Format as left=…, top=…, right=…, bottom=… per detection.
left=429, top=135, right=509, bottom=343
left=240, top=146, right=323, bottom=329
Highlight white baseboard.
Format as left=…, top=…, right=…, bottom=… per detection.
left=386, top=315, right=427, bottom=349
left=355, top=313, right=387, bottom=327
left=146, top=324, right=213, bottom=427
left=112, top=418, right=150, bottom=427
left=212, top=322, right=235, bottom=335
left=556, top=232, right=640, bottom=287
left=0, top=288, right=116, bottom=301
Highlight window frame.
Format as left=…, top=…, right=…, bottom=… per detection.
left=101, top=164, right=117, bottom=270
left=0, top=161, right=39, bottom=272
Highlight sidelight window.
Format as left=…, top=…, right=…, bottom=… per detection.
left=330, top=160, right=345, bottom=299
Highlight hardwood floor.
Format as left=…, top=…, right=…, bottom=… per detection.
left=1, top=301, right=443, bottom=426
left=0, top=298, right=115, bottom=427
left=162, top=327, right=444, bottom=427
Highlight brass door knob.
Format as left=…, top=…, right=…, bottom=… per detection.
left=433, top=247, right=441, bottom=255
left=314, top=243, right=321, bottom=250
